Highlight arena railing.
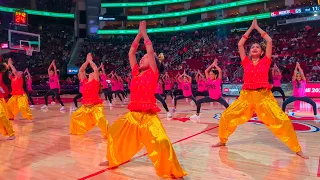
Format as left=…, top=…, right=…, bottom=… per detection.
left=0, top=6, right=74, bottom=18
left=126, top=0, right=269, bottom=20
left=98, top=13, right=271, bottom=35
left=101, top=0, right=191, bottom=7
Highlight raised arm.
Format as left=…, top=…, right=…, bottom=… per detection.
left=47, top=60, right=54, bottom=75
left=140, top=21, right=157, bottom=73
left=205, top=58, right=218, bottom=79
left=87, top=54, right=99, bottom=81
left=129, top=32, right=142, bottom=70
left=213, top=61, right=222, bottom=80
left=78, top=54, right=90, bottom=81
left=297, top=63, right=306, bottom=81
left=255, top=19, right=272, bottom=59
left=195, top=71, right=200, bottom=82
left=52, top=60, right=58, bottom=75
left=8, top=58, right=21, bottom=78
left=100, top=64, right=106, bottom=75
left=25, top=68, right=31, bottom=79
left=276, top=65, right=281, bottom=76
left=272, top=64, right=276, bottom=76
left=292, top=62, right=299, bottom=81
left=178, top=74, right=183, bottom=83
left=183, top=71, right=192, bottom=83
left=238, top=20, right=255, bottom=61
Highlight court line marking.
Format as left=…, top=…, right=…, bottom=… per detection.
left=78, top=125, right=219, bottom=180
left=317, top=157, right=320, bottom=177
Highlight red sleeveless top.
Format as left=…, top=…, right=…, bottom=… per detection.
left=81, top=79, right=103, bottom=105
left=11, top=76, right=25, bottom=95
left=242, top=56, right=272, bottom=90
left=128, top=64, right=160, bottom=113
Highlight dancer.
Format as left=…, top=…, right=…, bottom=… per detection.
left=194, top=70, right=208, bottom=97
left=212, top=18, right=308, bottom=159
left=105, top=21, right=187, bottom=178
left=99, top=65, right=113, bottom=106
left=70, top=53, right=108, bottom=138
left=41, top=60, right=65, bottom=111
left=110, top=72, right=124, bottom=104
left=24, top=68, right=35, bottom=108
left=271, top=63, right=285, bottom=101
left=173, top=71, right=197, bottom=112
left=155, top=56, right=172, bottom=118
left=6, top=58, right=33, bottom=121
left=162, top=72, right=173, bottom=100
left=114, top=73, right=126, bottom=99
left=72, top=73, right=83, bottom=111
left=173, top=72, right=183, bottom=98
left=282, top=62, right=320, bottom=119
left=190, top=59, right=229, bottom=119
left=0, top=62, right=15, bottom=140
left=125, top=74, right=131, bottom=95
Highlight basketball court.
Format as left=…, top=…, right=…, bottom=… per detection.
left=0, top=96, right=319, bottom=179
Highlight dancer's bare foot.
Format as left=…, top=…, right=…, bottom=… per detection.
left=296, top=151, right=309, bottom=159
left=99, top=161, right=109, bottom=166
left=7, top=136, right=15, bottom=140
left=211, top=142, right=226, bottom=148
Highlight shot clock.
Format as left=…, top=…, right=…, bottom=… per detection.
left=14, top=10, right=28, bottom=26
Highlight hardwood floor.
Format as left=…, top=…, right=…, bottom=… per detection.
left=1, top=96, right=319, bottom=180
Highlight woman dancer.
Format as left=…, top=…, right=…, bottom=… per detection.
left=41, top=60, right=65, bottom=111
left=24, top=68, right=35, bottom=108
left=6, top=58, right=33, bottom=121
left=194, top=70, right=208, bottom=97
left=125, top=74, right=131, bottom=95
left=155, top=56, right=172, bottom=118
left=271, top=63, right=285, bottom=101
left=99, top=65, right=113, bottom=106
left=190, top=59, right=229, bottom=119
left=110, top=72, right=124, bottom=104
left=212, top=18, right=308, bottom=159
left=155, top=79, right=171, bottom=116
left=282, top=62, right=320, bottom=119
left=105, top=21, right=187, bottom=178
left=173, top=71, right=197, bottom=112
left=173, top=72, right=183, bottom=98
left=70, top=53, right=108, bottom=138
left=0, top=62, right=15, bottom=140
left=115, top=73, right=126, bottom=99
left=162, top=72, right=173, bottom=100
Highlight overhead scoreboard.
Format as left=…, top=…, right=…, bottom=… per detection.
left=271, top=5, right=320, bottom=17
left=13, top=10, right=28, bottom=26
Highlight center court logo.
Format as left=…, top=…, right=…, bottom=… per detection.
left=213, top=113, right=320, bottom=133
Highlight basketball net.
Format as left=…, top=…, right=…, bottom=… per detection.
left=25, top=47, right=33, bottom=56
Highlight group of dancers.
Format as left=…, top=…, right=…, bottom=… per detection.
left=1, top=19, right=319, bottom=178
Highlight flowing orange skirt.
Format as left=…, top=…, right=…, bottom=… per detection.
left=219, top=89, right=301, bottom=152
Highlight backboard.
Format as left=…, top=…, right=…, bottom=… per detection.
left=8, top=30, right=40, bottom=52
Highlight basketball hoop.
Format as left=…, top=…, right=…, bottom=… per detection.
left=25, top=47, right=33, bottom=56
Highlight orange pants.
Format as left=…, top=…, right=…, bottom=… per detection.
left=7, top=94, right=33, bottom=120
left=70, top=104, right=108, bottom=138
left=0, top=98, right=15, bottom=136
left=107, top=111, right=187, bottom=178
left=219, top=89, right=301, bottom=152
